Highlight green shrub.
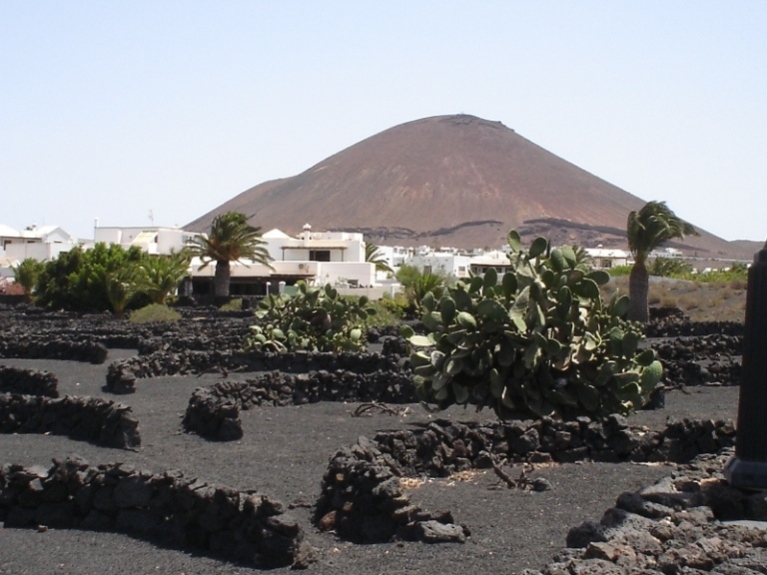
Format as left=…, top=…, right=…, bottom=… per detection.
left=36, top=244, right=148, bottom=312
left=396, top=265, right=448, bottom=313
left=363, top=295, right=407, bottom=327
left=219, top=298, right=243, bottom=311
left=402, top=230, right=662, bottom=420
left=608, top=265, right=632, bottom=277
left=129, top=304, right=182, bottom=324
left=245, top=282, right=377, bottom=352
left=650, top=257, right=693, bottom=277
left=11, top=258, right=44, bottom=303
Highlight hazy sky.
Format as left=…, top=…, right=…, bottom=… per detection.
left=2, top=1, right=766, bottom=243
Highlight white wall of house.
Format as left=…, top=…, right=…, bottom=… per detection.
left=94, top=226, right=200, bottom=255
left=4, top=242, right=71, bottom=262
left=0, top=224, right=78, bottom=265
left=312, top=262, right=376, bottom=287
left=264, top=227, right=365, bottom=264
left=189, top=225, right=377, bottom=289
left=584, top=247, right=631, bottom=270
left=469, top=250, right=513, bottom=275
left=405, top=252, right=472, bottom=278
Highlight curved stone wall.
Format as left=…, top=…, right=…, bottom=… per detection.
left=314, top=417, right=736, bottom=544
left=182, top=369, right=416, bottom=441
left=0, top=365, right=59, bottom=397
left=0, top=456, right=308, bottom=568
left=0, top=335, right=109, bottom=364
left=105, top=349, right=404, bottom=393
left=0, top=394, right=140, bottom=449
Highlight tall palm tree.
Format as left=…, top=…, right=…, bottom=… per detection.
left=364, top=242, right=393, bottom=274
left=627, top=201, right=697, bottom=322
left=188, top=212, right=273, bottom=297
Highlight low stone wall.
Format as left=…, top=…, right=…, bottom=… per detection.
left=653, top=334, right=742, bottom=387
left=105, top=349, right=403, bottom=393
left=521, top=448, right=767, bottom=575
left=0, top=394, right=140, bottom=449
left=0, top=335, right=109, bottom=364
left=314, top=416, right=736, bottom=544
left=182, top=369, right=416, bottom=441
left=0, top=365, right=59, bottom=397
left=0, top=456, right=309, bottom=568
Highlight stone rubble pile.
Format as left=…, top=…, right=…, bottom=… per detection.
left=0, top=456, right=311, bottom=568
left=521, top=448, right=767, bottom=575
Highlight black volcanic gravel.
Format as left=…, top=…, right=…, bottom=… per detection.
left=0, top=350, right=743, bottom=575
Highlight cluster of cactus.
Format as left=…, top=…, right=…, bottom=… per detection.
left=245, top=282, right=377, bottom=353
left=401, top=231, right=663, bottom=420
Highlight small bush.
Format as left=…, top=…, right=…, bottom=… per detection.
left=219, top=298, right=243, bottom=311
left=129, top=304, right=182, bottom=324
left=364, top=299, right=405, bottom=328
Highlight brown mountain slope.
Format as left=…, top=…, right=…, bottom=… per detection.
left=187, top=114, right=756, bottom=260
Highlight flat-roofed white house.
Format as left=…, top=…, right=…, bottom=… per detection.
left=469, top=250, right=513, bottom=275
left=405, top=250, right=472, bottom=279
left=93, top=225, right=202, bottom=255
left=0, top=224, right=78, bottom=266
left=584, top=246, right=631, bottom=270
left=189, top=224, right=377, bottom=297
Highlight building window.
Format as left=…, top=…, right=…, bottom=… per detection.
left=309, top=250, right=331, bottom=262
left=601, top=259, right=612, bottom=269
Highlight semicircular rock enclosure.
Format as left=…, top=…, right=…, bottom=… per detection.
left=1, top=303, right=762, bottom=573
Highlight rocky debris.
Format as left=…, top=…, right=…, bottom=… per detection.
left=313, top=418, right=736, bottom=545
left=0, top=456, right=309, bottom=568
left=521, top=448, right=767, bottom=575
left=0, top=394, right=140, bottom=449
left=182, top=369, right=416, bottom=440
left=0, top=365, right=59, bottom=397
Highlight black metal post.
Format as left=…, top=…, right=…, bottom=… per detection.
left=725, top=241, right=767, bottom=489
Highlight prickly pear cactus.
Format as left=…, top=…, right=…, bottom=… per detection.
left=246, top=282, right=376, bottom=353
left=401, top=231, right=662, bottom=419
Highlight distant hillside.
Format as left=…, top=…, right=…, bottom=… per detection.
left=188, top=114, right=755, bottom=261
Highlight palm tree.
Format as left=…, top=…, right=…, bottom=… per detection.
left=188, top=212, right=273, bottom=297
left=627, top=201, right=697, bottom=322
left=105, top=264, right=142, bottom=317
left=138, top=250, right=191, bottom=305
left=364, top=242, right=393, bottom=274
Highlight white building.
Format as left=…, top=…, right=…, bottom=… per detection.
left=189, top=224, right=377, bottom=297
left=469, top=250, right=513, bottom=275
left=0, top=224, right=78, bottom=268
left=584, top=246, right=631, bottom=270
left=93, top=225, right=201, bottom=255
left=405, top=250, right=472, bottom=279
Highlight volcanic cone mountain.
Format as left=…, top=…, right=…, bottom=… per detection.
left=187, top=114, right=754, bottom=259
